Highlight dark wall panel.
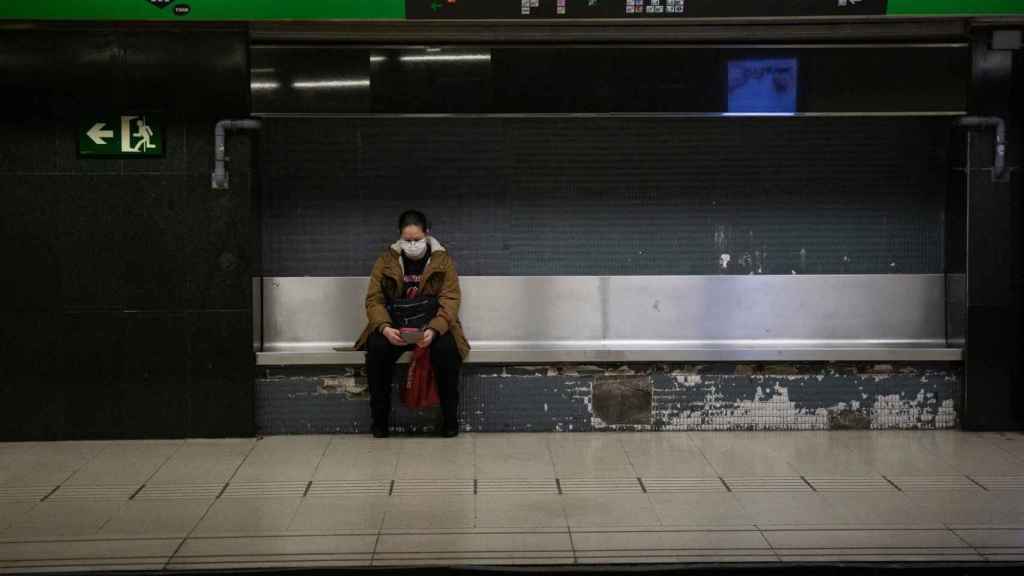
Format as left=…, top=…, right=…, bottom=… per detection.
left=261, top=116, right=949, bottom=277
left=0, top=30, right=254, bottom=440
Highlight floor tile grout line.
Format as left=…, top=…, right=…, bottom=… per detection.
left=964, top=474, right=990, bottom=491
left=471, top=432, right=479, bottom=480
left=565, top=524, right=580, bottom=565
left=128, top=483, right=146, bottom=501
left=944, top=523, right=986, bottom=558
left=543, top=435, right=562, bottom=487
left=56, top=444, right=105, bottom=489
left=386, top=435, right=404, bottom=481
left=39, top=484, right=61, bottom=502
left=687, top=436, right=727, bottom=478
left=719, top=476, right=733, bottom=492
left=305, top=434, right=335, bottom=487
left=618, top=436, right=642, bottom=481
left=221, top=437, right=261, bottom=489
left=370, top=501, right=388, bottom=564
left=754, top=526, right=992, bottom=532
left=48, top=443, right=109, bottom=494
left=756, top=527, right=783, bottom=563
left=164, top=438, right=261, bottom=568
left=140, top=439, right=188, bottom=489
left=881, top=474, right=904, bottom=492
left=980, top=435, right=1024, bottom=466
left=800, top=475, right=817, bottom=492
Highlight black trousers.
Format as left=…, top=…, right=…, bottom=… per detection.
left=365, top=329, right=462, bottom=429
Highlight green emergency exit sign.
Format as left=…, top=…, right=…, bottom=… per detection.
left=78, top=115, right=164, bottom=157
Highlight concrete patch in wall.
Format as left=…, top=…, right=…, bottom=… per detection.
left=828, top=408, right=873, bottom=429
left=592, top=375, right=652, bottom=428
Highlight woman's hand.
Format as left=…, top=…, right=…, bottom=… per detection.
left=382, top=326, right=406, bottom=346
left=417, top=328, right=435, bottom=348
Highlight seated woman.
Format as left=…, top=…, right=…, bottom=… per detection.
left=353, top=210, right=471, bottom=438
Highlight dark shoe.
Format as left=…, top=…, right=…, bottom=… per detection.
left=371, top=424, right=389, bottom=438
left=440, top=424, right=459, bottom=438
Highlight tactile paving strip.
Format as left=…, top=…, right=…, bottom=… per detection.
left=17, top=474, right=1024, bottom=503
left=721, top=477, right=813, bottom=493
left=391, top=479, right=474, bottom=496
left=220, top=481, right=308, bottom=498
left=968, top=475, right=1024, bottom=491
left=559, top=478, right=643, bottom=494
left=804, top=476, right=898, bottom=492
left=0, top=485, right=55, bottom=502
left=307, top=480, right=391, bottom=497
left=134, top=483, right=225, bottom=500
left=46, top=483, right=140, bottom=501
left=886, top=476, right=980, bottom=491
left=641, top=478, right=728, bottom=493
left=476, top=479, right=559, bottom=495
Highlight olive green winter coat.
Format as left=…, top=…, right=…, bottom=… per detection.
left=353, top=237, right=471, bottom=360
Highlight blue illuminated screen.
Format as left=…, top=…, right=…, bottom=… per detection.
left=727, top=58, right=798, bottom=113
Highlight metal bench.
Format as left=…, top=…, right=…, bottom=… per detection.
left=254, top=274, right=961, bottom=365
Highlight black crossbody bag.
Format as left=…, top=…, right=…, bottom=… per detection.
left=385, top=294, right=439, bottom=330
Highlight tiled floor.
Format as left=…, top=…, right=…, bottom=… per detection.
left=2, top=431, right=1024, bottom=572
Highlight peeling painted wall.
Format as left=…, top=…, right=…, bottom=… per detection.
left=256, top=363, right=960, bottom=434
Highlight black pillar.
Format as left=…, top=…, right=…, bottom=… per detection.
left=0, top=28, right=256, bottom=439
left=959, top=30, right=1024, bottom=430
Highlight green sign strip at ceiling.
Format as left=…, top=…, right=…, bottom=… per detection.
left=2, top=1, right=1023, bottom=20
left=887, top=0, right=1024, bottom=15
left=1, top=0, right=406, bottom=20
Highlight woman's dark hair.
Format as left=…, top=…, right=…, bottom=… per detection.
left=398, top=209, right=430, bottom=232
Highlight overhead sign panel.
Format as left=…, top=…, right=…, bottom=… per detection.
left=1, top=0, right=1021, bottom=19
left=406, top=0, right=887, bottom=19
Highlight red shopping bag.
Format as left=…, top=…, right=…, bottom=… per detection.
left=401, top=343, right=440, bottom=408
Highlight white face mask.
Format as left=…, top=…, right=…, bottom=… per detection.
left=399, top=238, right=428, bottom=260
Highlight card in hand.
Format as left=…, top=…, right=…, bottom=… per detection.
left=399, top=330, right=424, bottom=344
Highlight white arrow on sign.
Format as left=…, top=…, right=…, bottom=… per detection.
left=86, top=122, right=114, bottom=145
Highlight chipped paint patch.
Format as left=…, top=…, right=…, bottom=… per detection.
left=871, top=389, right=947, bottom=429
left=672, top=373, right=701, bottom=387
left=727, top=384, right=828, bottom=430
left=318, top=375, right=367, bottom=398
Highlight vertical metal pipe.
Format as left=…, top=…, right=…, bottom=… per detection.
left=212, top=118, right=262, bottom=190
left=955, top=116, right=1008, bottom=181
